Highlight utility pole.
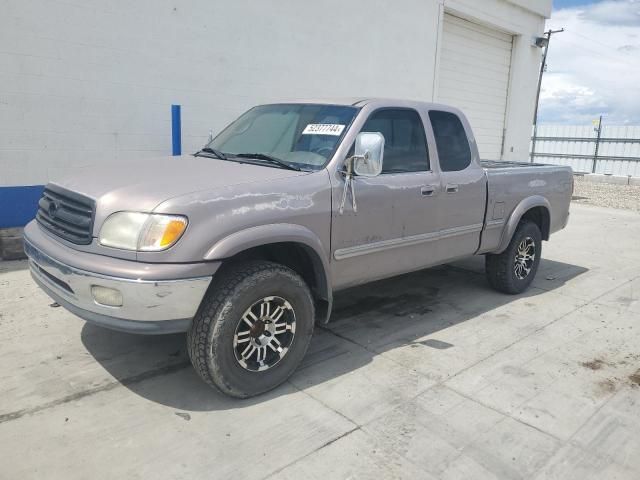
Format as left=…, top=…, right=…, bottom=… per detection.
left=530, top=28, right=564, bottom=162
left=592, top=115, right=603, bottom=173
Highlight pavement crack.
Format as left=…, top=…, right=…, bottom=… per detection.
left=317, top=324, right=372, bottom=351
left=317, top=324, right=429, bottom=381
left=0, top=361, right=190, bottom=424
left=262, top=425, right=360, bottom=480
left=444, top=299, right=589, bottom=385
left=287, top=377, right=360, bottom=428
left=446, top=384, right=565, bottom=443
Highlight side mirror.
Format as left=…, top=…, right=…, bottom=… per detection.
left=353, top=132, right=384, bottom=177
left=339, top=132, right=385, bottom=214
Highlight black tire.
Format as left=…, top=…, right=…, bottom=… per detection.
left=485, top=220, right=542, bottom=294
left=187, top=260, right=315, bottom=398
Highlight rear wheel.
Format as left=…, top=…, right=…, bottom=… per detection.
left=187, top=261, right=314, bottom=398
left=485, top=220, right=542, bottom=294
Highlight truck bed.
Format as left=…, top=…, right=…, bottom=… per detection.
left=478, top=159, right=573, bottom=255
left=481, top=160, right=557, bottom=169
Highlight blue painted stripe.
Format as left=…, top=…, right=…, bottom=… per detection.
left=0, top=185, right=44, bottom=228
left=171, top=104, right=182, bottom=156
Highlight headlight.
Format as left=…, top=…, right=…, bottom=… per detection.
left=99, top=212, right=188, bottom=251
left=99, top=212, right=148, bottom=250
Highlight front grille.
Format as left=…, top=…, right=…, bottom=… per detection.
left=36, top=185, right=95, bottom=245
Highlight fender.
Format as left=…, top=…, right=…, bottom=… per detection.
left=204, top=223, right=333, bottom=320
left=496, top=195, right=551, bottom=253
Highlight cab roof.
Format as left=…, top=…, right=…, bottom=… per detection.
left=272, top=97, right=456, bottom=111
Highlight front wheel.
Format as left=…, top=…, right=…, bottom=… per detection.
left=187, top=261, right=315, bottom=398
left=485, top=220, right=542, bottom=294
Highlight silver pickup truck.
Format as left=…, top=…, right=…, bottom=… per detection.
left=24, top=98, right=572, bottom=397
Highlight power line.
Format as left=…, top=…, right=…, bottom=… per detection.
left=531, top=28, right=564, bottom=162
left=564, top=29, right=637, bottom=58
left=552, top=36, right=640, bottom=71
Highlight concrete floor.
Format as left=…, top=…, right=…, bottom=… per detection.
left=1, top=203, right=639, bottom=480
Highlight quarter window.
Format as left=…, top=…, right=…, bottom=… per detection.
left=361, top=109, right=429, bottom=174
left=429, top=111, right=472, bottom=172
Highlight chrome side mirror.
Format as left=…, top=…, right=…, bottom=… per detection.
left=338, top=132, right=385, bottom=215
left=353, top=132, right=384, bottom=177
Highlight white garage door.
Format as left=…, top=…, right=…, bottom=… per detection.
left=437, top=14, right=513, bottom=160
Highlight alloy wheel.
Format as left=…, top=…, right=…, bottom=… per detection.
left=233, top=296, right=296, bottom=372
left=514, top=236, right=536, bottom=280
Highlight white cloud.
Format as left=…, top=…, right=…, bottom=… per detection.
left=539, top=0, right=640, bottom=124
left=579, top=0, right=640, bottom=25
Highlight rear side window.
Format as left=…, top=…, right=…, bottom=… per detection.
left=429, top=111, right=472, bottom=172
left=362, top=109, right=429, bottom=174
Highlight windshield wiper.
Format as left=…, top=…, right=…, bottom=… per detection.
left=235, top=153, right=302, bottom=171
left=195, top=147, right=228, bottom=160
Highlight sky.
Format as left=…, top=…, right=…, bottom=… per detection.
left=538, top=0, right=640, bottom=124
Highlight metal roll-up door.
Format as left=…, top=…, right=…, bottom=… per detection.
left=437, top=14, right=514, bottom=160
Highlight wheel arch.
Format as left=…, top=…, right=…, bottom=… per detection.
left=496, top=196, right=551, bottom=253
left=204, top=224, right=332, bottom=323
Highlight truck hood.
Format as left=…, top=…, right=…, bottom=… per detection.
left=50, top=155, right=309, bottom=228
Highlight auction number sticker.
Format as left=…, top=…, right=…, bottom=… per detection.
left=302, top=124, right=345, bottom=136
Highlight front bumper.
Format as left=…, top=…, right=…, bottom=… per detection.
left=24, top=236, right=213, bottom=335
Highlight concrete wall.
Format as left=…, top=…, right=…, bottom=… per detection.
left=0, top=0, right=550, bottom=227
left=508, top=0, right=553, bottom=18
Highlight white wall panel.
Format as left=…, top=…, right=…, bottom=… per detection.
left=0, top=0, right=441, bottom=187
left=1, top=0, right=550, bottom=191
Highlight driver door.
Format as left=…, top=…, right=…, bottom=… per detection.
left=330, top=108, right=441, bottom=290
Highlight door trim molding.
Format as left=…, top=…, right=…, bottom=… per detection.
left=485, top=219, right=505, bottom=228
left=333, top=223, right=483, bottom=260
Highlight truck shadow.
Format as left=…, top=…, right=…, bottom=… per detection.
left=80, top=256, right=588, bottom=411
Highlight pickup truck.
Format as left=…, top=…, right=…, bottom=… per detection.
left=24, top=98, right=573, bottom=398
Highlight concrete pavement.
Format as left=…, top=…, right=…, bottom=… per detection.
left=1, top=203, right=639, bottom=479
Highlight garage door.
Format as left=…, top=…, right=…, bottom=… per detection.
left=437, top=14, right=513, bottom=160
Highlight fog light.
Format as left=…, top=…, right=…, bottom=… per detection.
left=91, top=285, right=123, bottom=307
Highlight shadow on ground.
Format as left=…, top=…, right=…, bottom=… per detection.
left=80, top=256, right=588, bottom=411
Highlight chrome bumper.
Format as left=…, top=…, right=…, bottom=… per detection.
left=25, top=239, right=212, bottom=334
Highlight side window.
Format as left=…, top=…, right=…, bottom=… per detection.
left=429, top=111, right=472, bottom=172
left=362, top=109, right=429, bottom=174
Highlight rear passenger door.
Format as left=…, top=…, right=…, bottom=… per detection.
left=428, top=110, right=487, bottom=260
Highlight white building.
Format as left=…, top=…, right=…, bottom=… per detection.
left=0, top=0, right=551, bottom=228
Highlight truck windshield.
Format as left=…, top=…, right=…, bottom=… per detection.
left=205, top=104, right=358, bottom=171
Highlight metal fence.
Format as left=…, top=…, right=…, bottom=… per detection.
left=530, top=123, right=640, bottom=177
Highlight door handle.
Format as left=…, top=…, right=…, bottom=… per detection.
left=446, top=184, right=459, bottom=194
left=421, top=185, right=437, bottom=197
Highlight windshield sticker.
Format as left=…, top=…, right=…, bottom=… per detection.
left=302, top=124, right=346, bottom=136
